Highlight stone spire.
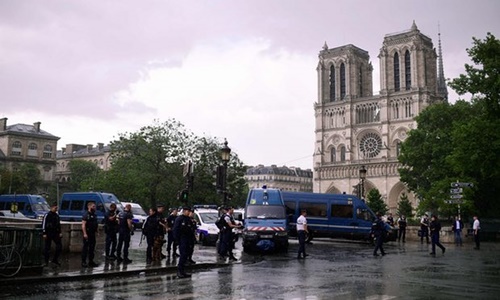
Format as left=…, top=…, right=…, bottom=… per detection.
left=322, top=41, right=328, bottom=51
left=437, top=24, right=449, bottom=101
left=411, top=20, right=418, bottom=31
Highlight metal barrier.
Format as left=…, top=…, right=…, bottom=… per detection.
left=0, top=226, right=43, bottom=276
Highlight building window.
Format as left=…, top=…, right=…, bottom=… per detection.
left=28, top=143, right=38, bottom=157
left=329, top=65, right=336, bottom=102
left=11, top=141, right=22, bottom=156
left=330, top=148, right=336, bottom=163
left=396, top=141, right=402, bottom=157
left=340, top=146, right=346, bottom=161
left=340, top=63, right=346, bottom=99
left=394, top=52, right=400, bottom=92
left=43, top=145, right=53, bottom=158
left=405, top=50, right=411, bottom=90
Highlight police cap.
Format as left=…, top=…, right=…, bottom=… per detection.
left=182, top=206, right=192, bottom=212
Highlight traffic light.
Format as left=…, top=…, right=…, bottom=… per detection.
left=180, top=189, right=189, bottom=203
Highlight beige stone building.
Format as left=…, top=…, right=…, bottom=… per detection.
left=313, top=22, right=448, bottom=212
left=55, top=143, right=112, bottom=183
left=0, top=117, right=60, bottom=185
left=245, top=165, right=313, bottom=192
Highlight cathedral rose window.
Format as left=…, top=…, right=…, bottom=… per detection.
left=360, top=132, right=382, bottom=158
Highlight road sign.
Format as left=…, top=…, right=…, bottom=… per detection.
left=445, top=200, right=463, bottom=204
left=450, top=182, right=474, bottom=188
left=450, top=188, right=463, bottom=194
left=450, top=194, right=463, bottom=199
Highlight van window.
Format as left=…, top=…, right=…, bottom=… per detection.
left=299, top=203, right=327, bottom=218
left=356, top=208, right=373, bottom=221
left=248, top=189, right=282, bottom=205
left=331, top=204, right=353, bottom=218
left=17, top=202, right=26, bottom=211
left=285, top=201, right=295, bottom=216
left=71, top=200, right=84, bottom=211
left=0, top=202, right=5, bottom=210
left=61, top=201, right=70, bottom=210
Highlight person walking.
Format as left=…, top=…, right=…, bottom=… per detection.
left=82, top=202, right=99, bottom=268
left=104, top=203, right=119, bottom=261
left=142, top=207, right=159, bottom=264
left=420, top=214, right=430, bottom=244
left=296, top=209, right=308, bottom=259
left=166, top=208, right=179, bottom=258
left=116, top=203, right=134, bottom=264
left=473, top=215, right=481, bottom=250
left=42, top=202, right=62, bottom=267
left=452, top=216, right=464, bottom=246
left=429, top=215, right=446, bottom=255
left=173, top=206, right=195, bottom=278
left=372, top=212, right=387, bottom=256
left=397, top=215, right=407, bottom=243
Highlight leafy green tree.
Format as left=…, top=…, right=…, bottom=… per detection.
left=366, top=188, right=388, bottom=215
left=68, top=159, right=101, bottom=192
left=396, top=193, right=414, bottom=219
left=17, top=163, right=43, bottom=194
left=448, top=33, right=500, bottom=217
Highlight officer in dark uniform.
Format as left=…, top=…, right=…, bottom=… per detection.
left=143, top=207, right=158, bottom=264
left=156, top=204, right=168, bottom=259
left=82, top=202, right=99, bottom=268
left=429, top=214, right=446, bottom=255
left=173, top=206, right=195, bottom=278
left=371, top=212, right=387, bottom=256
left=116, top=203, right=134, bottom=264
left=104, top=203, right=119, bottom=260
left=187, top=210, right=197, bottom=264
left=166, top=208, right=179, bottom=258
left=42, top=202, right=62, bottom=266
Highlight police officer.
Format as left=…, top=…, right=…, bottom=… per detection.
left=219, top=206, right=241, bottom=261
left=296, top=209, right=308, bottom=259
left=42, top=202, right=62, bottom=266
left=142, top=207, right=158, bottom=264
left=104, top=203, right=119, bottom=261
left=156, top=204, right=168, bottom=259
left=187, top=210, right=197, bottom=264
left=420, top=214, right=430, bottom=244
left=116, top=203, right=134, bottom=264
left=372, top=212, right=387, bottom=256
left=429, top=215, right=446, bottom=255
left=397, top=214, right=407, bottom=243
left=166, top=208, right=179, bottom=258
left=173, top=206, right=195, bottom=278
left=82, top=202, right=99, bottom=268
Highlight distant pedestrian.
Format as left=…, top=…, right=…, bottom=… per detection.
left=397, top=215, right=407, bottom=243
left=386, top=213, right=395, bottom=227
left=371, top=212, right=387, bottom=256
left=452, top=216, right=464, bottom=246
left=473, top=215, right=481, bottom=250
left=297, top=209, right=309, bottom=259
left=82, top=202, right=99, bottom=268
left=173, top=206, right=195, bottom=278
left=420, top=214, right=430, bottom=244
left=142, top=207, right=158, bottom=264
left=116, top=203, right=134, bottom=264
left=104, top=203, right=119, bottom=261
left=429, top=215, right=445, bottom=255
left=42, top=202, right=62, bottom=267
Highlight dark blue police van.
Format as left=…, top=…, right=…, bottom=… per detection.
left=283, top=191, right=397, bottom=242
left=58, top=192, right=123, bottom=222
left=0, top=194, right=50, bottom=220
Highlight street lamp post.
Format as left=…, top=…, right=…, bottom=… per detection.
left=359, top=165, right=367, bottom=200
left=220, top=139, right=231, bottom=207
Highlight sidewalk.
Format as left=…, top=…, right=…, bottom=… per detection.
left=2, top=245, right=228, bottom=285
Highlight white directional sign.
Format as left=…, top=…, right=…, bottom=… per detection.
left=446, top=200, right=463, bottom=204
left=450, top=194, right=463, bottom=199
left=450, top=188, right=463, bottom=194
left=451, top=182, right=474, bottom=188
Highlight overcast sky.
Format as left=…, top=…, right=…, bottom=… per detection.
left=1, top=1, right=499, bottom=169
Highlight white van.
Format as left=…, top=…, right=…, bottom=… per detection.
left=193, top=207, right=220, bottom=246
left=121, top=202, right=148, bottom=230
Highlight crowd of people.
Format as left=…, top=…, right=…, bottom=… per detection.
left=41, top=201, right=483, bottom=276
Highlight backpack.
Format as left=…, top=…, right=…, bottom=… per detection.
left=215, top=215, right=226, bottom=230
left=142, top=215, right=158, bottom=235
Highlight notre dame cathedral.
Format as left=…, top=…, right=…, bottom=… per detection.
left=313, top=21, right=448, bottom=212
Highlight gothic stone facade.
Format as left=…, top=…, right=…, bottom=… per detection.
left=313, top=22, right=447, bottom=212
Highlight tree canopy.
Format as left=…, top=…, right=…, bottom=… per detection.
left=399, top=33, right=500, bottom=218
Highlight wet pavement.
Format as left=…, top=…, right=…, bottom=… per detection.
left=2, top=236, right=500, bottom=299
